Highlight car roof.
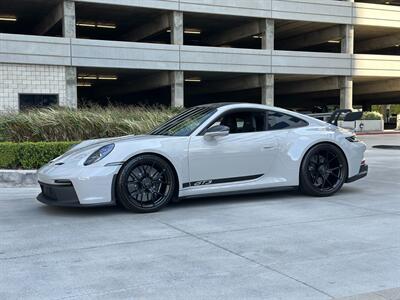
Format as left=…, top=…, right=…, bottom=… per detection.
left=197, top=102, right=282, bottom=112
left=196, top=102, right=327, bottom=126
left=197, top=102, right=238, bottom=108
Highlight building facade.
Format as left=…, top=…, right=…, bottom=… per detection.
left=1, top=0, right=400, bottom=111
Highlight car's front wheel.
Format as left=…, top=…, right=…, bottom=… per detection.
left=116, top=154, right=176, bottom=213
left=300, top=143, right=348, bottom=197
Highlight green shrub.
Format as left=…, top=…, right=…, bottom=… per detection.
left=0, top=143, right=20, bottom=169
left=0, top=105, right=182, bottom=142
left=0, top=142, right=76, bottom=169
left=362, top=111, right=383, bottom=121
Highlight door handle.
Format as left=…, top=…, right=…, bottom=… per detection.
left=263, top=146, right=274, bottom=149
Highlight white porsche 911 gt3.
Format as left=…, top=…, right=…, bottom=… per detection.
left=37, top=103, right=368, bottom=213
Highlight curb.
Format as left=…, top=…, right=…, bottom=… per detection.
left=0, top=170, right=38, bottom=187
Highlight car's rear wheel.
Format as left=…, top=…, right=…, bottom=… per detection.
left=116, top=155, right=176, bottom=213
left=300, top=143, right=347, bottom=197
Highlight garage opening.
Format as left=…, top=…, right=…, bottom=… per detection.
left=184, top=71, right=265, bottom=107
left=275, top=20, right=343, bottom=53
left=77, top=68, right=171, bottom=107
left=355, top=25, right=400, bottom=55
left=0, top=0, right=62, bottom=36
left=75, top=3, right=170, bottom=44
left=182, top=13, right=265, bottom=49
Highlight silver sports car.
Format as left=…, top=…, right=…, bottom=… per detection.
left=37, top=103, right=368, bottom=212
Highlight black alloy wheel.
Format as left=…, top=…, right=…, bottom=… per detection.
left=300, top=144, right=347, bottom=197
left=117, top=155, right=176, bottom=212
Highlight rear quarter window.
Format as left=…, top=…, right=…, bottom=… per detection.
left=267, top=111, right=308, bottom=131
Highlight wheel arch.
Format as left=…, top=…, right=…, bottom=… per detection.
left=115, top=152, right=180, bottom=198
left=299, top=141, right=349, bottom=182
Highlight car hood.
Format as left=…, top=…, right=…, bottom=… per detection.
left=55, top=134, right=170, bottom=162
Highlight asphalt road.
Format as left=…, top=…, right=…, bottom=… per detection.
left=0, top=134, right=399, bottom=300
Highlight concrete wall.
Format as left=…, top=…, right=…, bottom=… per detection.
left=180, top=0, right=270, bottom=18
left=71, top=39, right=180, bottom=70
left=76, top=0, right=400, bottom=27
left=353, top=54, right=400, bottom=77
left=271, top=0, right=352, bottom=24
left=272, top=51, right=351, bottom=76
left=180, top=46, right=271, bottom=73
left=5, top=33, right=400, bottom=78
left=0, top=34, right=71, bottom=66
left=0, top=63, right=67, bottom=112
left=77, top=0, right=179, bottom=11
left=353, top=2, right=400, bottom=28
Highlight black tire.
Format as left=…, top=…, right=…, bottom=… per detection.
left=116, top=154, right=177, bottom=213
left=300, top=143, right=348, bottom=197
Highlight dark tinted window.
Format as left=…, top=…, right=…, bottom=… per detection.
left=216, top=111, right=267, bottom=134
left=19, top=94, right=58, bottom=110
left=150, top=106, right=216, bottom=136
left=267, top=111, right=308, bottom=131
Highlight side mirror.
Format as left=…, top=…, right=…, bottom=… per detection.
left=204, top=125, right=230, bottom=138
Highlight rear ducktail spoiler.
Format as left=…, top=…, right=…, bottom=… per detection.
left=306, top=109, right=363, bottom=126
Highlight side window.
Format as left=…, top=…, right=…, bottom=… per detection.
left=215, top=110, right=267, bottom=134
left=267, top=111, right=308, bottom=131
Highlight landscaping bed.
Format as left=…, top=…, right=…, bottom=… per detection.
left=0, top=105, right=181, bottom=171
left=0, top=105, right=181, bottom=142
left=339, top=111, right=384, bottom=132
left=0, top=142, right=76, bottom=169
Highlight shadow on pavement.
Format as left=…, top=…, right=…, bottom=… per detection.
left=36, top=185, right=364, bottom=215
left=38, top=204, right=128, bottom=217
left=170, top=189, right=301, bottom=209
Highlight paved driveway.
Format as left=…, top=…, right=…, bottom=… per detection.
left=1, top=135, right=399, bottom=300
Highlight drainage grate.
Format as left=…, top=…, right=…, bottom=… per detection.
left=372, top=145, right=400, bottom=150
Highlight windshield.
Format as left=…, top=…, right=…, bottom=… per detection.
left=150, top=106, right=217, bottom=136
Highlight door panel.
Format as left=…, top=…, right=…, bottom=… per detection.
left=188, top=131, right=277, bottom=184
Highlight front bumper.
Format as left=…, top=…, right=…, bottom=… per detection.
left=37, top=180, right=117, bottom=207
left=37, top=181, right=81, bottom=207
left=346, top=164, right=368, bottom=183
left=37, top=162, right=120, bottom=206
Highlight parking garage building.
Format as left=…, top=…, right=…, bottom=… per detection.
left=1, top=0, right=400, bottom=112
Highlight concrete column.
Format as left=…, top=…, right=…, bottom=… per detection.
left=65, top=67, right=78, bottom=108
left=62, top=0, right=76, bottom=39
left=261, top=20, right=274, bottom=106
left=261, top=19, right=274, bottom=50
left=341, top=25, right=354, bottom=55
left=170, top=11, right=184, bottom=107
left=170, top=71, right=184, bottom=107
left=340, top=3, right=354, bottom=110
left=170, top=11, right=183, bottom=45
left=63, top=0, right=77, bottom=108
left=339, top=77, right=353, bottom=110
left=261, top=74, right=274, bottom=106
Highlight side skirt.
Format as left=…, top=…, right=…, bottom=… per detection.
left=179, top=186, right=298, bottom=200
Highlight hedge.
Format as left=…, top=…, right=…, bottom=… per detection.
left=362, top=111, right=383, bottom=121
left=0, top=142, right=77, bottom=170
left=0, top=105, right=182, bottom=142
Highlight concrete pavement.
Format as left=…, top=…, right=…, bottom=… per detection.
left=0, top=135, right=399, bottom=300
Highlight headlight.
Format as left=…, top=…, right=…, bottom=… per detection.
left=84, top=144, right=115, bottom=166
